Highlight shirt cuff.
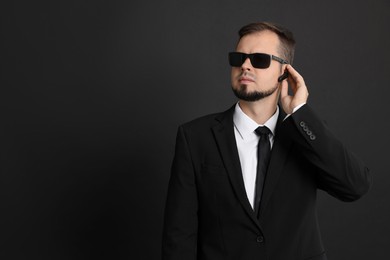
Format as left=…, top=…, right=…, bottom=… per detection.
left=292, top=103, right=306, bottom=113
left=283, top=103, right=306, bottom=121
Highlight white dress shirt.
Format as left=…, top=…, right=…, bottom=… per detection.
left=233, top=103, right=279, bottom=209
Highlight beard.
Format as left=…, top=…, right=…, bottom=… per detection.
left=232, top=83, right=279, bottom=102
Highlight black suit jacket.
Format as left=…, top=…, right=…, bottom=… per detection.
left=162, top=104, right=371, bottom=260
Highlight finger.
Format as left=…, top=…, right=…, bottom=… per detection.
left=286, top=64, right=304, bottom=84
left=287, top=75, right=296, bottom=91
left=280, top=78, right=289, bottom=99
left=286, top=73, right=299, bottom=95
left=287, top=64, right=308, bottom=94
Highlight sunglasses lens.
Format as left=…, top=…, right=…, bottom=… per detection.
left=228, top=52, right=245, bottom=67
left=228, top=52, right=271, bottom=68
left=251, top=53, right=271, bottom=68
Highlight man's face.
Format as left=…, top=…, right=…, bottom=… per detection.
left=231, top=30, right=284, bottom=102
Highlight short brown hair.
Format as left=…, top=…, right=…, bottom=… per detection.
left=238, top=22, right=296, bottom=64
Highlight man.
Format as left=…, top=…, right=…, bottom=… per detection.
left=162, top=22, right=371, bottom=260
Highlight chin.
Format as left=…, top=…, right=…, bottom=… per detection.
left=232, top=84, right=278, bottom=102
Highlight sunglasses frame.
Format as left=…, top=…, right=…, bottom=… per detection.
left=228, top=52, right=289, bottom=69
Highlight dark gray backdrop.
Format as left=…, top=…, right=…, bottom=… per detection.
left=1, top=0, right=389, bottom=259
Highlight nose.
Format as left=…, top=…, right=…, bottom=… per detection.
left=241, top=57, right=253, bottom=71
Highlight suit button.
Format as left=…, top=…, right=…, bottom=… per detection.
left=256, top=236, right=264, bottom=243
left=300, top=121, right=306, bottom=127
left=310, top=134, right=316, bottom=140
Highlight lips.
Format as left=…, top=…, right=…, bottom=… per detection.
left=239, top=76, right=255, bottom=83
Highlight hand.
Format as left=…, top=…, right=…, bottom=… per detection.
left=280, top=64, right=309, bottom=114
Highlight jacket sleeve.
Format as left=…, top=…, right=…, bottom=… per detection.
left=285, top=104, right=372, bottom=201
left=162, top=126, right=198, bottom=260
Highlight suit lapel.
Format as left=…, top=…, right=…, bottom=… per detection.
left=259, top=109, right=293, bottom=219
left=211, top=106, right=262, bottom=229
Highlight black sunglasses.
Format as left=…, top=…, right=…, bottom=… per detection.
left=228, top=52, right=288, bottom=69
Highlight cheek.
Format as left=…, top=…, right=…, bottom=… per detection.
left=230, top=68, right=239, bottom=82
left=257, top=70, right=278, bottom=83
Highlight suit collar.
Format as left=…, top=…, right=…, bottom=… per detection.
left=213, top=104, right=292, bottom=227
left=212, top=105, right=262, bottom=229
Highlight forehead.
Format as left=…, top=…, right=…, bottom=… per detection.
left=236, top=30, right=280, bottom=54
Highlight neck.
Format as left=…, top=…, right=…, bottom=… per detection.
left=238, top=92, right=279, bottom=125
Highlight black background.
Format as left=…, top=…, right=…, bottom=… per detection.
left=1, top=0, right=389, bottom=259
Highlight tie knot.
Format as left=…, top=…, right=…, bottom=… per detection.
left=255, top=126, right=271, bottom=137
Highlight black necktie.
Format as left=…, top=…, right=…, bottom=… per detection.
left=254, top=126, right=271, bottom=218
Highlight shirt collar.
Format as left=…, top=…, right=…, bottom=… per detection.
left=233, top=102, right=279, bottom=140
